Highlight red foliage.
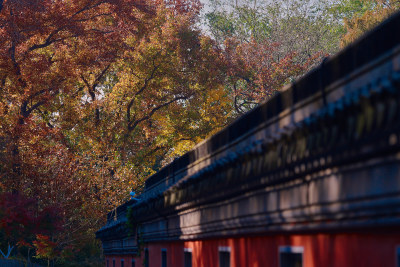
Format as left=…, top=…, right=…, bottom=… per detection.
left=33, top=234, right=59, bottom=260
left=223, top=38, right=324, bottom=114
left=0, top=192, right=36, bottom=240
left=0, top=192, right=63, bottom=246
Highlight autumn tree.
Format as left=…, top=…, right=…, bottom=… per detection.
left=334, top=0, right=400, bottom=47
left=204, top=0, right=336, bottom=114
left=0, top=192, right=62, bottom=263
left=62, top=1, right=232, bottom=200
left=0, top=0, right=157, bottom=189
left=0, top=0, right=231, bottom=264
left=223, top=38, right=319, bottom=114
left=0, top=0, right=155, bottom=264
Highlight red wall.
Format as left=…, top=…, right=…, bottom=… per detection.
left=105, top=232, right=400, bottom=267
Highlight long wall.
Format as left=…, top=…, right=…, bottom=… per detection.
left=98, top=11, right=400, bottom=267
left=131, top=12, right=400, bottom=242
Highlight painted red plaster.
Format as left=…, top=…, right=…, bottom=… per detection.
left=105, top=232, right=400, bottom=267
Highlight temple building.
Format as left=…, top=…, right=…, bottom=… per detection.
left=96, top=11, right=400, bottom=267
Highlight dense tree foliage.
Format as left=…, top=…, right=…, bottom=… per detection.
left=336, top=0, right=400, bottom=46
left=0, top=0, right=229, bottom=265
left=0, top=0, right=398, bottom=265
left=204, top=0, right=343, bottom=113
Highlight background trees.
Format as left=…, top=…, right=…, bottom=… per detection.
left=335, top=0, right=400, bottom=46
left=204, top=0, right=343, bottom=114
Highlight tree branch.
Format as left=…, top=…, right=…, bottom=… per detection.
left=20, top=89, right=46, bottom=118
left=73, top=12, right=112, bottom=23
left=92, top=64, right=111, bottom=94
left=70, top=1, right=108, bottom=19
left=28, top=1, right=110, bottom=52
left=81, top=65, right=111, bottom=124
left=20, top=85, right=61, bottom=118
left=28, top=32, right=81, bottom=52
left=128, top=95, right=189, bottom=132
left=80, top=75, right=93, bottom=99
left=126, top=63, right=160, bottom=123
